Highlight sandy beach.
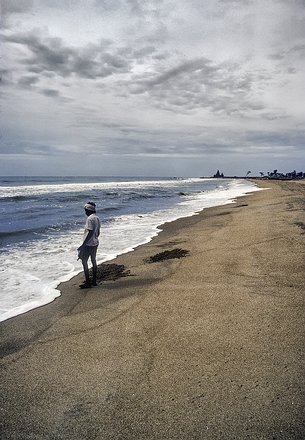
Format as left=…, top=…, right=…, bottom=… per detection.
left=0, top=179, right=305, bottom=439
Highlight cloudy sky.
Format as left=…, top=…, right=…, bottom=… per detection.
left=1, top=0, right=304, bottom=176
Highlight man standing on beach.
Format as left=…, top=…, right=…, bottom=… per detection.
left=78, top=202, right=101, bottom=289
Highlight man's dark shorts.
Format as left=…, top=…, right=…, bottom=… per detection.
left=79, top=245, right=98, bottom=261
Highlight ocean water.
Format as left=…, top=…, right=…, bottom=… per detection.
left=0, top=176, right=261, bottom=322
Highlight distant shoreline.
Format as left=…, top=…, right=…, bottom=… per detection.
left=200, top=175, right=305, bottom=181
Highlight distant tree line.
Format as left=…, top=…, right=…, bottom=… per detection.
left=212, top=169, right=305, bottom=180
left=259, top=170, right=305, bottom=180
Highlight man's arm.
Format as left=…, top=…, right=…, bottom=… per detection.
left=78, top=229, right=94, bottom=250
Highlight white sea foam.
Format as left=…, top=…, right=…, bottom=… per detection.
left=0, top=179, right=261, bottom=322
left=0, top=178, right=203, bottom=199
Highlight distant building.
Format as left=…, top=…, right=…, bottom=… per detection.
left=213, top=170, right=224, bottom=178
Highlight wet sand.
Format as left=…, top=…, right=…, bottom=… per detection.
left=1, top=180, right=305, bottom=439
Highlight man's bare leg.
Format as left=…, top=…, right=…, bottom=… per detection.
left=81, top=257, right=90, bottom=285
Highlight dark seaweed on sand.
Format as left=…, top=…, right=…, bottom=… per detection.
left=147, top=248, right=189, bottom=263
left=91, top=263, right=131, bottom=282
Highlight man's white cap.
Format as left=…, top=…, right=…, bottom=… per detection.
left=84, top=202, right=96, bottom=212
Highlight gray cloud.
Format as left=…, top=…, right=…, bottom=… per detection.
left=4, top=32, right=74, bottom=75
left=41, top=88, right=60, bottom=98
left=136, top=58, right=214, bottom=89
left=1, top=0, right=33, bottom=15
left=287, top=43, right=305, bottom=56
left=2, top=121, right=303, bottom=160
left=0, top=68, right=12, bottom=85
left=93, top=124, right=305, bottom=159
left=218, top=0, right=253, bottom=4
left=270, top=43, right=305, bottom=62
left=0, top=137, right=54, bottom=156
left=94, top=0, right=166, bottom=17
left=3, top=31, right=134, bottom=80
left=126, top=57, right=275, bottom=117
left=16, top=74, right=69, bottom=101
left=18, top=75, right=39, bottom=87
left=245, top=129, right=305, bottom=150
